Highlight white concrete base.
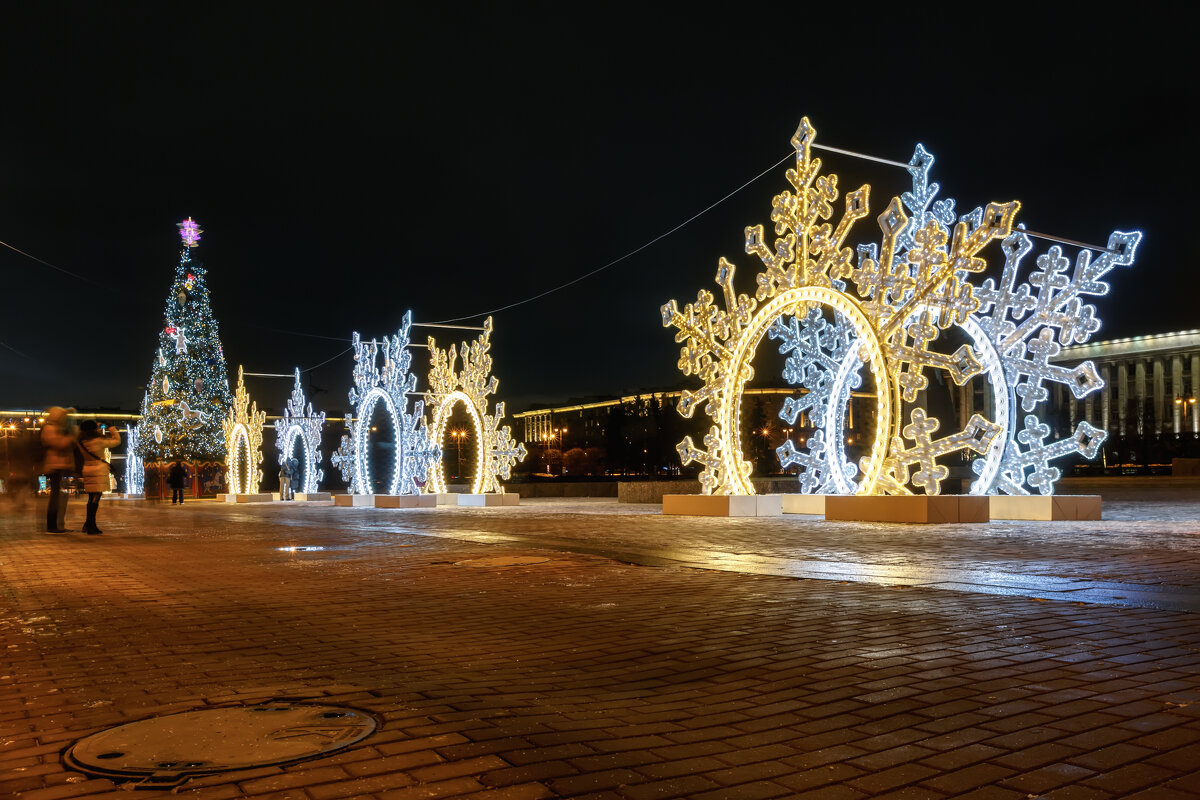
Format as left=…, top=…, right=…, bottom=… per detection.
left=102, top=493, right=144, bottom=500
left=782, top=494, right=826, bottom=515
left=662, top=494, right=783, bottom=517
left=231, top=493, right=274, bottom=504
left=334, top=494, right=377, bottom=507
left=989, top=494, right=1101, bottom=521
left=825, top=495, right=989, bottom=523
left=294, top=492, right=331, bottom=502
left=216, top=493, right=229, bottom=503
left=375, top=494, right=438, bottom=508
left=458, top=493, right=520, bottom=507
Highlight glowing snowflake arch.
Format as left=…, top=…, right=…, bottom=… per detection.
left=222, top=365, right=266, bottom=494
left=124, top=423, right=144, bottom=495
left=331, top=311, right=440, bottom=495
left=274, top=367, right=326, bottom=494
left=663, top=117, right=1017, bottom=496
left=424, top=316, right=527, bottom=495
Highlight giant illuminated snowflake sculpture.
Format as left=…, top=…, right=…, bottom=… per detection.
left=665, top=118, right=1139, bottom=497
left=222, top=365, right=266, bottom=494
left=332, top=311, right=440, bottom=495
left=662, top=118, right=1016, bottom=496
left=274, top=367, right=325, bottom=494
left=424, top=316, right=526, bottom=495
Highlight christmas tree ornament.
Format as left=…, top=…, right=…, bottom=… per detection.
left=424, top=316, right=526, bottom=495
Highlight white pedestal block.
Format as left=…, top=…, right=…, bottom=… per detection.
left=458, top=493, right=520, bottom=507
left=294, top=492, right=331, bottom=502
left=662, top=494, right=783, bottom=517
left=334, top=494, right=377, bottom=507
left=825, top=495, right=989, bottom=523
left=375, top=494, right=438, bottom=508
left=233, top=493, right=274, bottom=503
left=217, top=494, right=232, bottom=503
left=782, top=494, right=826, bottom=515
left=989, top=494, right=1101, bottom=521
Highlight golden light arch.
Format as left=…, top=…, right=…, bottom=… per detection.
left=424, top=317, right=526, bottom=495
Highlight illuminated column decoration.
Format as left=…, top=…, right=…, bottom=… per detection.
left=331, top=311, right=440, bottom=495
left=972, top=225, right=1140, bottom=494
left=662, top=118, right=1018, bottom=496
left=274, top=367, right=325, bottom=494
left=424, top=316, right=527, bottom=495
left=221, top=365, right=266, bottom=495
left=124, top=423, right=144, bottom=495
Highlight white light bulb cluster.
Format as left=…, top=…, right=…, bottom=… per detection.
left=664, top=118, right=1139, bottom=496
left=332, top=311, right=440, bottom=495
left=274, top=367, right=325, bottom=494
left=222, top=365, right=266, bottom=494
left=124, top=423, right=144, bottom=495
left=424, top=316, right=526, bottom=495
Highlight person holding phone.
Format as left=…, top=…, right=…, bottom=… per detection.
left=77, top=420, right=121, bottom=534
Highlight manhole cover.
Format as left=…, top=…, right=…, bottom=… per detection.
left=455, top=556, right=551, bottom=567
left=64, top=704, right=376, bottom=788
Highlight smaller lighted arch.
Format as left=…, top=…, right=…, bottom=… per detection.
left=274, top=368, right=325, bottom=494
left=331, top=311, right=440, bottom=496
left=222, top=366, right=266, bottom=495
left=425, top=317, right=526, bottom=496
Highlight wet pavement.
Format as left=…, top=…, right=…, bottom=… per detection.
left=2, top=477, right=1199, bottom=798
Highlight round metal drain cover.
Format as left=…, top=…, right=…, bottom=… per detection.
left=64, top=704, right=375, bottom=787
left=455, top=555, right=551, bottom=567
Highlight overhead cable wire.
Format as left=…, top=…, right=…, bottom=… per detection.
left=0, top=237, right=104, bottom=285
left=428, top=150, right=797, bottom=324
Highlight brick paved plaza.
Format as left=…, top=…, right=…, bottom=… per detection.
left=3, top=477, right=1200, bottom=799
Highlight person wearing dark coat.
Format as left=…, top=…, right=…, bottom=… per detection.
left=168, top=461, right=187, bottom=504
left=78, top=420, right=121, bottom=534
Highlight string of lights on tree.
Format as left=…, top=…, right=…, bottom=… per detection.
left=663, top=118, right=1140, bottom=497
left=135, top=218, right=234, bottom=463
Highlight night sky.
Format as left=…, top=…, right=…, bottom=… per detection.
left=1, top=5, right=1192, bottom=415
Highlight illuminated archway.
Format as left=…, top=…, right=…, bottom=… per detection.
left=663, top=119, right=1013, bottom=496
left=424, top=317, right=526, bottom=496
left=274, top=368, right=325, bottom=494
left=222, top=366, right=265, bottom=495
left=331, top=311, right=440, bottom=496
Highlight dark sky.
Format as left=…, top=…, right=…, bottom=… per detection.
left=1, top=4, right=1192, bottom=414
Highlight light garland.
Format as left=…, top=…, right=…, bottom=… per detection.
left=124, top=423, right=144, bottom=495
left=331, top=311, right=440, bottom=495
left=424, top=316, right=526, bottom=495
left=663, top=119, right=1014, bottom=496
left=221, top=365, right=266, bottom=494
left=274, top=368, right=325, bottom=494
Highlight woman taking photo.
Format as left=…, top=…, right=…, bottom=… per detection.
left=77, top=420, right=121, bottom=534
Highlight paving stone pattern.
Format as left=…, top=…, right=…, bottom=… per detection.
left=1, top=478, right=1199, bottom=799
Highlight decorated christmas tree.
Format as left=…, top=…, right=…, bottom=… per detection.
left=136, top=218, right=234, bottom=463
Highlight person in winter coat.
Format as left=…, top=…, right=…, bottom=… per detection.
left=40, top=406, right=76, bottom=533
left=168, top=461, right=187, bottom=504
left=77, top=420, right=121, bottom=534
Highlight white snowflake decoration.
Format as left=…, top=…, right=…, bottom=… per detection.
left=274, top=367, right=325, bottom=494
left=333, top=311, right=440, bottom=495
left=424, top=316, right=527, bottom=495
left=971, top=227, right=1141, bottom=494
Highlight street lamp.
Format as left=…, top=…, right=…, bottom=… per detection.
left=1177, top=393, right=1197, bottom=423
left=449, top=429, right=465, bottom=478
